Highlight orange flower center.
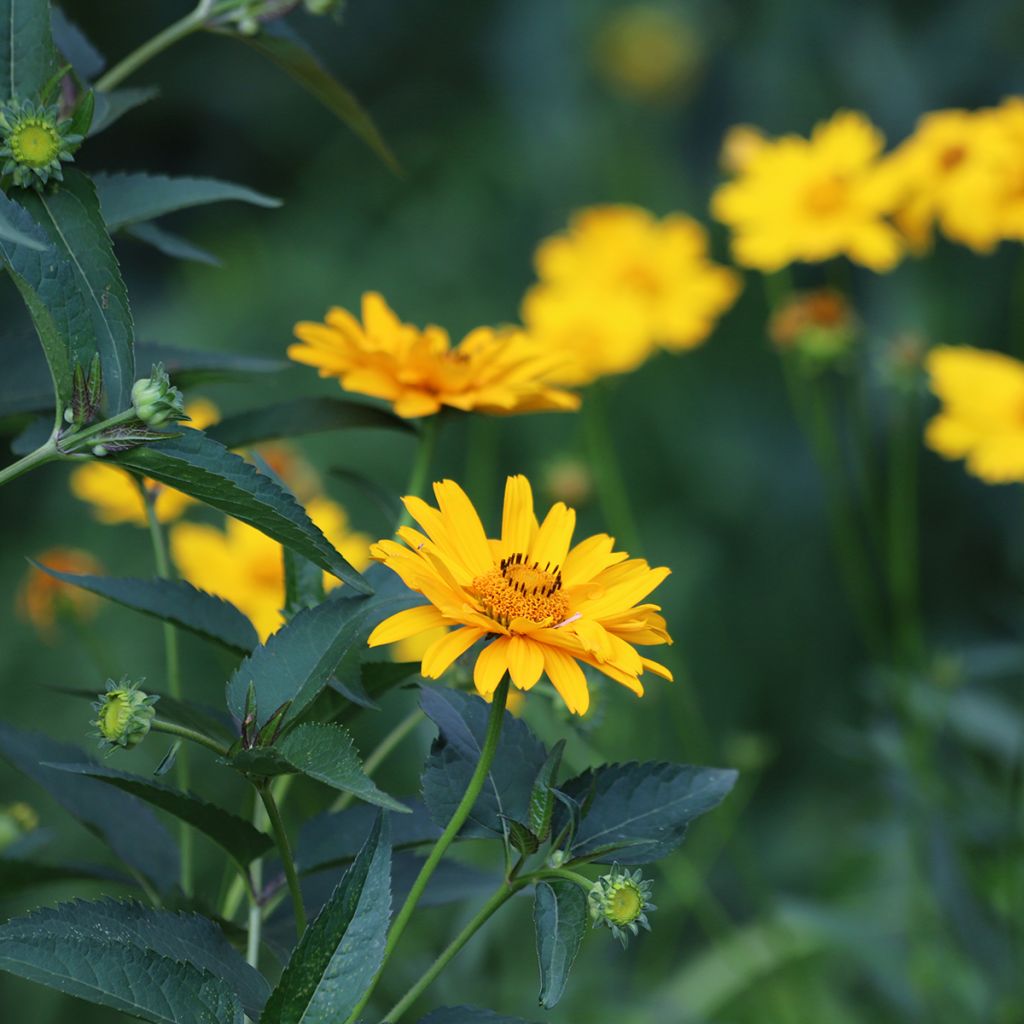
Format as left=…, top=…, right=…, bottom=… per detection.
left=939, top=145, right=966, bottom=171
left=804, top=176, right=847, bottom=215
left=470, top=552, right=570, bottom=627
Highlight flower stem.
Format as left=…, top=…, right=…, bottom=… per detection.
left=258, top=782, right=306, bottom=936
left=0, top=438, right=58, bottom=488
left=151, top=718, right=229, bottom=757
left=343, top=677, right=510, bottom=1024
left=395, top=416, right=441, bottom=531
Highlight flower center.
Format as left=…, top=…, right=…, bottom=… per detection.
left=11, top=121, right=60, bottom=167
left=940, top=144, right=966, bottom=171
left=608, top=883, right=644, bottom=925
left=804, top=176, right=846, bottom=215
left=470, top=552, right=570, bottom=628
left=619, top=264, right=662, bottom=297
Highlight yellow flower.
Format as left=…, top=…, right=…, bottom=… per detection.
left=69, top=399, right=220, bottom=526
left=289, top=293, right=580, bottom=419
left=170, top=497, right=371, bottom=640
left=711, top=110, right=905, bottom=272
left=522, top=205, right=740, bottom=386
left=17, top=547, right=104, bottom=636
left=925, top=346, right=1024, bottom=484
left=367, top=476, right=673, bottom=715
left=719, top=124, right=767, bottom=174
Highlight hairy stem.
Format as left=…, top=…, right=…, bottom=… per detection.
left=258, top=783, right=306, bottom=936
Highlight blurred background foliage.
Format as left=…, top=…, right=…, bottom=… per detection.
left=2, top=0, right=1024, bottom=1020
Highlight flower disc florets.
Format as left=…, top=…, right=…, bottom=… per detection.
left=0, top=100, right=82, bottom=189
left=131, top=363, right=186, bottom=426
left=588, top=865, right=656, bottom=947
left=92, top=678, right=158, bottom=752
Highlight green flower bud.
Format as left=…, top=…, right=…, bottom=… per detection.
left=92, top=678, right=158, bottom=752
left=588, top=865, right=656, bottom=947
left=131, top=363, right=186, bottom=426
left=0, top=802, right=38, bottom=852
left=0, top=99, right=83, bottom=190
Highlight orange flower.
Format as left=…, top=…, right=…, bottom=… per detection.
left=18, top=548, right=103, bottom=635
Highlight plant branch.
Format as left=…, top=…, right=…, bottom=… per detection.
left=258, top=782, right=306, bottom=936
left=395, top=416, right=441, bottom=531
left=150, top=718, right=229, bottom=757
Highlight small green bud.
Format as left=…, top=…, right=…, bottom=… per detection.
left=64, top=407, right=75, bottom=423
left=131, top=363, right=186, bottom=426
left=92, top=678, right=158, bottom=752
left=0, top=802, right=38, bottom=852
left=0, top=98, right=83, bottom=190
left=588, top=865, right=656, bottom=947
left=91, top=444, right=107, bottom=457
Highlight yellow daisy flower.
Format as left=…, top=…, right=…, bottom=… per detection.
left=289, top=292, right=580, bottom=419
left=711, top=110, right=905, bottom=272
left=69, top=399, right=220, bottom=526
left=367, top=475, right=673, bottom=715
left=170, top=497, right=371, bottom=640
left=17, top=547, right=104, bottom=636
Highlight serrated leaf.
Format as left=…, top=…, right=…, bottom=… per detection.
left=0, top=723, right=178, bottom=892
left=533, top=881, right=587, bottom=1008
left=230, top=723, right=409, bottom=813
left=89, top=85, right=159, bottom=135
left=126, top=221, right=220, bottom=265
left=51, top=6, right=105, bottom=80
left=46, top=763, right=272, bottom=869
left=502, top=817, right=539, bottom=856
left=93, top=171, right=281, bottom=232
left=112, top=426, right=369, bottom=590
left=331, top=658, right=422, bottom=715
left=283, top=544, right=324, bottom=619
left=31, top=562, right=259, bottom=655
left=556, top=762, right=738, bottom=865
left=263, top=813, right=391, bottom=1024
left=420, top=686, right=548, bottom=837
left=528, top=739, right=564, bottom=842
left=417, top=1009, right=538, bottom=1024
left=0, top=0, right=60, bottom=102
left=0, top=858, right=132, bottom=896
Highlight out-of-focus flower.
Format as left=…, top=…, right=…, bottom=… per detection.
left=880, top=331, right=927, bottom=394
left=542, top=456, right=594, bottom=507
left=17, top=547, right=103, bottom=636
left=69, top=399, right=219, bottom=526
left=170, top=497, right=371, bottom=640
left=924, top=345, right=1024, bottom=483
left=768, top=288, right=858, bottom=363
left=522, top=206, right=740, bottom=386
left=256, top=441, right=321, bottom=502
left=92, top=679, right=158, bottom=752
left=0, top=803, right=38, bottom=852
left=290, top=293, right=580, bottom=419
left=367, top=475, right=672, bottom=715
left=594, top=5, right=702, bottom=104
left=719, top=124, right=767, bottom=174
left=711, top=111, right=905, bottom=272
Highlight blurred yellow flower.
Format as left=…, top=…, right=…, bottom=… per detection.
left=289, top=292, right=580, bottom=419
left=719, top=124, right=767, bottom=175
left=170, top=497, right=371, bottom=640
left=522, top=205, right=740, bottom=386
left=711, top=110, right=905, bottom=272
left=69, top=399, right=220, bottom=526
left=17, top=547, right=104, bottom=636
left=367, top=475, right=673, bottom=715
left=924, top=346, right=1024, bottom=483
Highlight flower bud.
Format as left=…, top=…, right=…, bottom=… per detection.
left=92, top=678, right=158, bottom=752
left=769, top=288, right=858, bottom=367
left=0, top=802, right=38, bottom=852
left=131, top=363, right=186, bottom=427
left=0, top=99, right=83, bottom=190
left=588, top=865, right=656, bottom=947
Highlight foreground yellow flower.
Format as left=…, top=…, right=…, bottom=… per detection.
left=711, top=110, right=904, bottom=272
left=289, top=293, right=580, bottom=419
left=367, top=476, right=673, bottom=714
left=170, top=497, right=371, bottom=640
left=522, top=205, right=740, bottom=386
left=925, top=346, right=1024, bottom=484
left=17, top=547, right=103, bottom=636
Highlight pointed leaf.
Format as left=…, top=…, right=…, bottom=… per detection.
left=283, top=544, right=324, bottom=618
left=0, top=206, right=46, bottom=250
left=112, top=427, right=369, bottom=589
left=126, top=221, right=220, bottom=265
left=0, top=0, right=59, bottom=101
left=0, top=858, right=132, bottom=896
left=89, top=85, right=159, bottom=135
left=137, top=340, right=286, bottom=384
left=50, top=6, right=105, bottom=80
left=528, top=739, right=564, bottom=842
left=533, top=881, right=587, bottom=1008
left=263, top=814, right=391, bottom=1024
left=502, top=817, right=539, bottom=856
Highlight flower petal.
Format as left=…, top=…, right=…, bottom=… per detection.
left=432, top=479, right=494, bottom=575
left=530, top=501, right=576, bottom=571
left=541, top=645, right=590, bottom=715
left=473, top=636, right=511, bottom=697
left=506, top=636, right=545, bottom=690
left=421, top=626, right=486, bottom=678
left=368, top=604, right=447, bottom=647
left=501, top=475, right=537, bottom=554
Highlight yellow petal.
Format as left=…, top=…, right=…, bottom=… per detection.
left=368, top=604, right=448, bottom=646
left=432, top=479, right=494, bottom=574
left=530, top=501, right=576, bottom=571
left=421, top=626, right=486, bottom=678
left=501, top=475, right=537, bottom=554
left=506, top=636, right=545, bottom=690
left=473, top=637, right=510, bottom=697
left=541, top=645, right=590, bottom=715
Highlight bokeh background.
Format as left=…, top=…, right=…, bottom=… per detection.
left=2, top=0, right=1024, bottom=1020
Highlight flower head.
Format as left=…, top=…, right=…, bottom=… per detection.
left=588, top=865, right=656, bottom=946
left=290, top=293, right=580, bottom=419
left=0, top=99, right=82, bottom=189
left=92, top=679, right=158, bottom=752
left=768, top=288, right=858, bottom=364
left=17, top=548, right=104, bottom=637
left=711, top=110, right=905, bottom=272
left=924, top=345, right=1024, bottom=484
left=0, top=803, right=38, bottom=852
left=131, top=364, right=187, bottom=426
left=367, top=475, right=673, bottom=715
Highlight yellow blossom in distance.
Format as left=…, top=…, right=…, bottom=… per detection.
left=925, top=346, right=1024, bottom=484
left=711, top=110, right=905, bottom=272
left=521, top=205, right=740, bottom=386
left=170, top=497, right=371, bottom=640
left=367, top=475, right=673, bottom=715
left=69, top=399, right=220, bottom=526
left=289, top=292, right=580, bottom=419
left=17, top=547, right=103, bottom=636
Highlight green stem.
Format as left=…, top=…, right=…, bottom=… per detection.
left=57, top=408, right=138, bottom=455
left=343, top=677, right=510, bottom=1024
left=0, top=438, right=58, bottom=488
left=395, top=417, right=440, bottom=531
left=258, top=783, right=306, bottom=936
left=150, top=718, right=229, bottom=757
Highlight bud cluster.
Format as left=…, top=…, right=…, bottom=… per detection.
left=131, top=364, right=187, bottom=427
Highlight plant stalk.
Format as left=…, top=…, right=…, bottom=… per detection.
left=395, top=416, right=441, bottom=531
left=0, top=438, right=58, bottom=488
left=258, top=783, right=306, bottom=936
left=151, top=718, right=228, bottom=757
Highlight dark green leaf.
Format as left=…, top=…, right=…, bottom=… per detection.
left=502, top=817, right=539, bottom=856
left=0, top=0, right=59, bottom=101
left=420, top=686, right=548, bottom=837
left=417, top=1009, right=538, bottom=1024
left=329, top=465, right=403, bottom=523
left=0, top=858, right=132, bottom=896
left=93, top=171, right=281, bottom=232
left=263, top=814, right=391, bottom=1024
left=112, top=427, right=369, bottom=590
left=283, top=544, right=325, bottom=618
left=207, top=395, right=413, bottom=449
left=0, top=206, right=47, bottom=250
left=0, top=723, right=178, bottom=892
left=533, top=881, right=587, bottom=1008
left=30, top=561, right=259, bottom=655
left=89, top=85, right=159, bottom=135
left=50, top=6, right=105, bottom=80
left=330, top=658, right=422, bottom=714
left=528, top=739, right=564, bottom=842
left=557, top=762, right=738, bottom=865
left=137, top=340, right=286, bottom=384
left=45, top=763, right=272, bottom=869
left=126, top=221, right=220, bottom=265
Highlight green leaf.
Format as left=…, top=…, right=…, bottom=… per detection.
left=207, top=396, right=413, bottom=449
left=230, top=722, right=409, bottom=813
left=0, top=206, right=46, bottom=250
left=0, top=858, right=132, bottom=897
left=283, top=544, right=325, bottom=618
left=263, top=813, right=391, bottom=1024
left=417, top=1009, right=539, bottom=1024
left=556, top=762, right=738, bottom=865
left=502, top=817, right=539, bottom=856
left=46, top=763, right=272, bottom=869
left=420, top=686, right=548, bottom=837
left=30, top=562, right=259, bottom=655
left=528, top=739, right=564, bottom=842
left=533, top=881, right=587, bottom=1009
left=89, top=85, right=159, bottom=135
left=138, top=341, right=286, bottom=384
left=126, top=221, right=220, bottom=265
left=93, top=171, right=281, bottom=232
left=50, top=7, right=105, bottom=81
left=0, top=0, right=59, bottom=101
left=112, top=427, right=369, bottom=590
left=0, top=723, right=178, bottom=892
left=225, top=23, right=399, bottom=173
